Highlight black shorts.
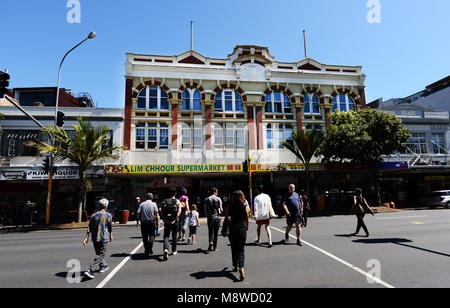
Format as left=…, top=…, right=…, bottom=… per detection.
left=189, top=226, right=198, bottom=235
left=287, top=215, right=302, bottom=227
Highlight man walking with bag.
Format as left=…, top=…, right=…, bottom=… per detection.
left=253, top=185, right=273, bottom=248
left=160, top=187, right=182, bottom=261
left=137, top=193, right=159, bottom=257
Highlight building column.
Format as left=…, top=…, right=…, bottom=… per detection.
left=323, top=96, right=333, bottom=132
left=295, top=102, right=304, bottom=132
left=256, top=106, right=264, bottom=150
left=205, top=103, right=212, bottom=150
left=359, top=87, right=367, bottom=108
left=247, top=105, right=256, bottom=150
left=124, top=78, right=133, bottom=150
left=169, top=99, right=179, bottom=151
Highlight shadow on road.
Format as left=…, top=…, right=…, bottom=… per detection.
left=178, top=248, right=209, bottom=255
left=190, top=267, right=241, bottom=283
left=55, top=271, right=91, bottom=283
left=353, top=238, right=450, bottom=258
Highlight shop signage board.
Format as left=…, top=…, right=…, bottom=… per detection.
left=26, top=169, right=80, bottom=180
left=105, top=164, right=243, bottom=174
left=250, top=163, right=325, bottom=172
left=376, top=162, right=409, bottom=170
left=0, top=170, right=26, bottom=181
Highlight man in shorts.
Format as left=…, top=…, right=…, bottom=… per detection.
left=253, top=185, right=273, bottom=248
left=282, top=184, right=304, bottom=246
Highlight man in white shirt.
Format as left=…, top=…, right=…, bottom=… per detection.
left=253, top=185, right=273, bottom=248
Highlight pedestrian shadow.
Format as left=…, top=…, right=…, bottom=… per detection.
left=335, top=233, right=355, bottom=238
left=178, top=248, right=209, bottom=255
left=190, top=267, right=241, bottom=283
left=353, top=238, right=450, bottom=259
left=54, top=271, right=91, bottom=283
left=110, top=252, right=165, bottom=262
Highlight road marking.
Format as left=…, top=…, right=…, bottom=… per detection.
left=411, top=222, right=425, bottom=225
left=96, top=227, right=164, bottom=289
left=268, top=225, right=395, bottom=289
left=375, top=215, right=428, bottom=220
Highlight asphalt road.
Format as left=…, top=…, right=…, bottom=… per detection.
left=2, top=209, right=450, bottom=288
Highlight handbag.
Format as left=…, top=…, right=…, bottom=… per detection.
left=221, top=216, right=231, bottom=237
left=269, top=203, right=277, bottom=219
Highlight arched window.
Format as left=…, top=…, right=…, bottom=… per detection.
left=137, top=86, right=169, bottom=110
left=182, top=89, right=202, bottom=111
left=304, top=93, right=321, bottom=114
left=214, top=91, right=243, bottom=112
left=265, top=91, right=292, bottom=114
left=332, top=94, right=356, bottom=112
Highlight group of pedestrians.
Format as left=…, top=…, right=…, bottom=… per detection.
left=82, top=184, right=375, bottom=282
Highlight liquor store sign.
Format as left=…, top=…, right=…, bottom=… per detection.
left=26, top=169, right=79, bottom=180
left=105, top=164, right=243, bottom=174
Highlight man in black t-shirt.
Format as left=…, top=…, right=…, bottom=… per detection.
left=204, top=187, right=223, bottom=251
left=282, top=184, right=304, bottom=246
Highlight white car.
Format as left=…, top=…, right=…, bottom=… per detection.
left=427, top=191, right=450, bottom=209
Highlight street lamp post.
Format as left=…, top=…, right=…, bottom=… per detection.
left=55, top=31, right=96, bottom=123
left=46, top=32, right=96, bottom=225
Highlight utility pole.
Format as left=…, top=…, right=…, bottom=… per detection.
left=248, top=155, right=253, bottom=218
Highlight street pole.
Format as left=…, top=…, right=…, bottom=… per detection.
left=248, top=155, right=253, bottom=218
left=52, top=32, right=96, bottom=223
left=55, top=32, right=96, bottom=124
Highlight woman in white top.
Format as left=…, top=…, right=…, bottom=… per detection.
left=253, top=185, right=273, bottom=248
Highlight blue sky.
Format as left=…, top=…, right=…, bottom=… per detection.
left=1, top=0, right=449, bottom=108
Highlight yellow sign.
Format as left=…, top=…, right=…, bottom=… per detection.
left=105, top=164, right=243, bottom=174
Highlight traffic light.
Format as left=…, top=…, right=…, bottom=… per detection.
left=42, top=157, right=51, bottom=173
left=0, top=70, right=10, bottom=98
left=56, top=111, right=65, bottom=127
left=243, top=160, right=249, bottom=174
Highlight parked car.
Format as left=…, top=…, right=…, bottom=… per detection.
left=427, top=190, right=450, bottom=209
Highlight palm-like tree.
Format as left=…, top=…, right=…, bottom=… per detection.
left=31, top=117, right=123, bottom=223
left=281, top=129, right=325, bottom=202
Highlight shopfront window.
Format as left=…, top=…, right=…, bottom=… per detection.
left=135, top=123, right=169, bottom=150
left=1, top=130, right=40, bottom=157
left=182, top=89, right=202, bottom=111
left=136, top=86, right=169, bottom=111
left=304, top=93, right=321, bottom=114
left=214, top=91, right=243, bottom=112
left=431, top=133, right=446, bottom=154
left=214, top=123, right=245, bottom=151
left=266, top=124, right=293, bottom=149
left=332, top=94, right=356, bottom=112
left=265, top=91, right=292, bottom=114
left=182, top=123, right=202, bottom=150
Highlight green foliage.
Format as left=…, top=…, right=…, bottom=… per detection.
left=319, top=108, right=411, bottom=166
left=281, top=129, right=325, bottom=166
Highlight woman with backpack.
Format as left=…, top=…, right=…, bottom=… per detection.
left=352, top=188, right=375, bottom=237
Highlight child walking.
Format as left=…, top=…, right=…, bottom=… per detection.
left=188, top=205, right=200, bottom=245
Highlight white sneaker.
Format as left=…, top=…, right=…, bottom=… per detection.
left=173, top=251, right=178, bottom=256
left=163, top=249, right=169, bottom=261
left=84, top=270, right=94, bottom=279
left=254, top=238, right=261, bottom=244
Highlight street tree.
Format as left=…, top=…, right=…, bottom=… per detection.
left=319, top=108, right=411, bottom=204
left=281, top=129, right=325, bottom=201
left=31, top=117, right=123, bottom=223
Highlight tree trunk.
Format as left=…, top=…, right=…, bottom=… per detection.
left=78, top=169, right=87, bottom=223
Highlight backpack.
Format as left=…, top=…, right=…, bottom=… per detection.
left=162, top=198, right=178, bottom=221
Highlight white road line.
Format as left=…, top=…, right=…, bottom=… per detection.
left=96, top=242, right=143, bottom=289
left=268, top=225, right=395, bottom=289
left=96, top=227, right=164, bottom=289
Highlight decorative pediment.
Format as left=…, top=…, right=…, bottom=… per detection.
left=177, top=50, right=206, bottom=65
left=229, top=45, right=274, bottom=67
left=296, top=58, right=323, bottom=71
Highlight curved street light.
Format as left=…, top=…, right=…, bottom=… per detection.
left=54, top=32, right=96, bottom=125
